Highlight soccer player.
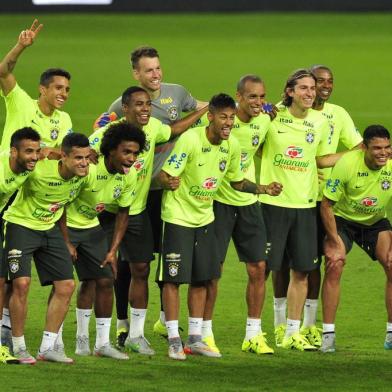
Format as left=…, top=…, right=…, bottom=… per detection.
left=320, top=125, right=392, bottom=353
left=200, top=75, right=278, bottom=356
left=259, top=69, right=338, bottom=351
left=0, top=127, right=41, bottom=364
left=90, top=86, right=205, bottom=354
left=65, top=122, right=145, bottom=360
left=0, top=20, right=72, bottom=154
left=272, top=65, right=363, bottom=348
left=3, top=133, right=91, bottom=364
left=158, top=93, right=282, bottom=360
left=93, top=46, right=207, bottom=340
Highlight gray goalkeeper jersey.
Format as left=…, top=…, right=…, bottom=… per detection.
left=108, top=83, right=197, bottom=189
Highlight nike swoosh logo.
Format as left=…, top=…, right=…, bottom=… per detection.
left=277, top=131, right=287, bottom=134
left=45, top=194, right=53, bottom=197
left=198, top=163, right=206, bottom=166
left=91, top=190, right=99, bottom=193
left=32, top=120, right=39, bottom=125
left=355, top=185, right=363, bottom=188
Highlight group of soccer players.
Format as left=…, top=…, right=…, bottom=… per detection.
left=0, top=19, right=391, bottom=364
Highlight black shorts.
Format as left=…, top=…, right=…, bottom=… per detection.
left=261, top=204, right=318, bottom=272
left=69, top=225, right=113, bottom=281
left=316, top=201, right=326, bottom=259
left=157, top=222, right=220, bottom=284
left=213, top=201, right=269, bottom=263
left=4, top=222, right=73, bottom=286
left=146, top=189, right=163, bottom=253
left=99, top=210, right=154, bottom=263
left=336, top=216, right=392, bottom=260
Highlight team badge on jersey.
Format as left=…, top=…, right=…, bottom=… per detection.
left=9, top=259, right=20, bottom=274
left=202, top=177, right=217, bottom=190
left=381, top=180, right=390, bottom=190
left=285, top=146, right=303, bottom=159
left=50, top=129, right=59, bottom=140
left=167, top=105, right=179, bottom=121
left=144, top=139, right=150, bottom=152
left=251, top=134, right=260, bottom=147
left=219, top=159, right=227, bottom=172
left=70, top=189, right=77, bottom=198
left=305, top=132, right=315, bottom=144
left=113, top=186, right=122, bottom=199
left=361, top=196, right=378, bottom=207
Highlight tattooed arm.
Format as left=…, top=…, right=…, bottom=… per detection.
left=0, top=19, right=43, bottom=95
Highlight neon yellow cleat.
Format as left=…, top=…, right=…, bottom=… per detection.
left=202, top=335, right=222, bottom=357
left=281, top=332, right=317, bottom=351
left=274, top=324, right=286, bottom=347
left=0, top=345, right=19, bottom=364
left=242, top=332, right=274, bottom=355
left=153, top=319, right=168, bottom=338
left=300, top=325, right=322, bottom=348
left=116, top=327, right=129, bottom=349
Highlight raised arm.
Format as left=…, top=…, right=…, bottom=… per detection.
left=170, top=105, right=209, bottom=138
left=0, top=19, right=43, bottom=96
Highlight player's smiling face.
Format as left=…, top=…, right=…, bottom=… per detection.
left=363, top=137, right=391, bottom=169
left=61, top=146, right=90, bottom=178
left=207, top=107, right=236, bottom=143
left=288, top=76, right=316, bottom=111
left=12, top=139, right=41, bottom=172
left=107, top=141, right=140, bottom=175
left=314, top=69, right=334, bottom=102
left=133, top=56, right=162, bottom=93
left=122, top=91, right=152, bottom=127
left=39, top=76, right=70, bottom=110
left=236, top=81, right=266, bottom=121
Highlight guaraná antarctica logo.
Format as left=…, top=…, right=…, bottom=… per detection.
left=361, top=196, right=378, bottom=207
left=202, top=177, right=218, bottom=190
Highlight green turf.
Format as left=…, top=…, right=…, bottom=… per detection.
left=1, top=12, right=392, bottom=391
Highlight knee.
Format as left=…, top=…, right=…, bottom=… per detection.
left=96, top=278, right=114, bottom=291
left=324, top=262, right=344, bottom=282
left=131, top=263, right=150, bottom=280
left=79, top=280, right=96, bottom=295
left=247, top=262, right=266, bottom=283
left=54, top=279, right=75, bottom=298
left=12, top=278, right=30, bottom=297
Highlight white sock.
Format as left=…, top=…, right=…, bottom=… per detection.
left=188, top=317, right=202, bottom=337
left=12, top=335, right=26, bottom=352
left=76, top=308, right=92, bottom=338
left=55, top=323, right=64, bottom=346
left=95, top=317, right=111, bottom=348
left=274, top=297, right=287, bottom=327
left=303, top=299, right=318, bottom=328
left=129, top=308, right=147, bottom=338
left=285, top=319, right=300, bottom=338
left=166, top=320, right=179, bottom=339
left=159, top=311, right=166, bottom=324
left=39, top=331, right=58, bottom=353
left=245, top=318, right=262, bottom=341
left=322, top=323, right=335, bottom=334
left=2, top=308, right=11, bottom=328
left=201, top=320, right=213, bottom=339
left=387, top=322, right=392, bottom=333
left=116, top=318, right=129, bottom=332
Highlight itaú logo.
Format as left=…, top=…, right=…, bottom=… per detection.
left=202, top=177, right=218, bottom=190
left=285, top=146, right=303, bottom=158
left=361, top=197, right=378, bottom=207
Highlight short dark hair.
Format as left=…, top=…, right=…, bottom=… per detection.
left=310, top=64, right=333, bottom=76
left=40, top=68, right=71, bottom=87
left=282, top=68, right=316, bottom=107
left=10, top=127, right=41, bottom=149
left=61, top=133, right=90, bottom=154
left=209, top=93, right=236, bottom=113
left=237, top=74, right=264, bottom=94
left=121, top=86, right=149, bottom=106
left=100, top=122, right=146, bottom=158
left=363, top=125, right=390, bottom=146
left=130, top=46, right=159, bottom=69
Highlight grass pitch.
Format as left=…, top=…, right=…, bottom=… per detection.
left=0, top=12, right=392, bottom=392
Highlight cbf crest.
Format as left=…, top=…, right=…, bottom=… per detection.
left=144, top=139, right=150, bottom=152
left=381, top=180, right=391, bottom=191
left=219, top=159, right=227, bottom=172
left=113, top=186, right=122, bottom=199
left=50, top=129, right=59, bottom=140
left=251, top=134, right=260, bottom=147
left=305, top=132, right=315, bottom=144
left=167, top=105, right=179, bottom=121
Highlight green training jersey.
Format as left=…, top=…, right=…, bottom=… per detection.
left=4, top=159, right=88, bottom=230
left=323, top=149, right=392, bottom=225
left=0, top=83, right=72, bottom=152
left=161, top=126, right=243, bottom=228
left=259, top=105, right=330, bottom=208
left=89, top=117, right=171, bottom=215
left=317, top=102, right=362, bottom=200
left=215, top=114, right=270, bottom=206
left=0, top=151, right=30, bottom=213
left=66, top=157, right=137, bottom=229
